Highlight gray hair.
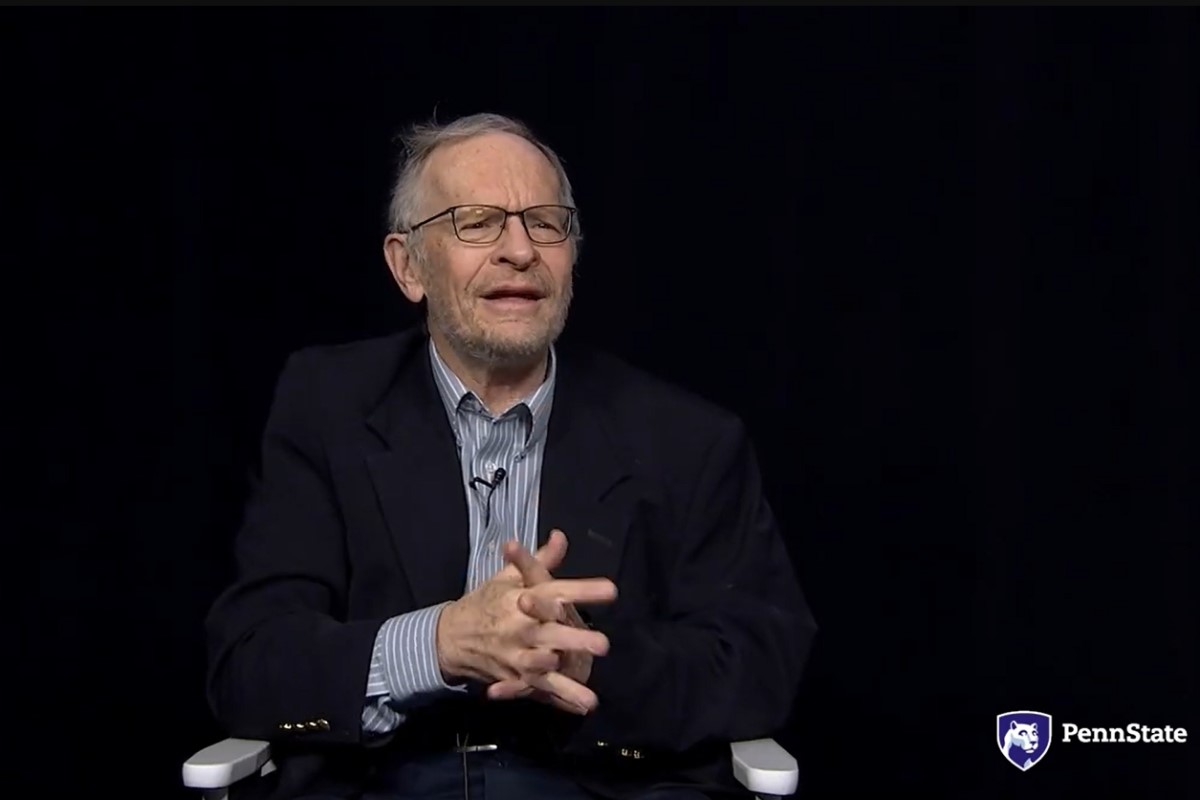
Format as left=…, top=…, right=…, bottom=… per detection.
left=386, top=112, right=582, bottom=247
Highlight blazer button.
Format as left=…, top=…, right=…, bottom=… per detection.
left=280, top=723, right=293, bottom=731
left=318, top=718, right=331, bottom=731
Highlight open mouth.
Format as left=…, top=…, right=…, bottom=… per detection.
left=480, top=288, right=545, bottom=303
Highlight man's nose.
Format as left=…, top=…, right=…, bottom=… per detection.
left=492, top=214, right=537, bottom=269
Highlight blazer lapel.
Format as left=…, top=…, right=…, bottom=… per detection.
left=538, top=351, right=635, bottom=585
left=365, top=347, right=470, bottom=609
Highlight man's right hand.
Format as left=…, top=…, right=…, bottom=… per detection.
left=435, top=536, right=617, bottom=711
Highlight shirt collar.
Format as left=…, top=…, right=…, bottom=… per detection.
left=427, top=337, right=557, bottom=449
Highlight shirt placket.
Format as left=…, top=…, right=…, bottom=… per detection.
left=476, top=415, right=511, bottom=566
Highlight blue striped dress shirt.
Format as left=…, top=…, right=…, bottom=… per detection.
left=361, top=339, right=556, bottom=734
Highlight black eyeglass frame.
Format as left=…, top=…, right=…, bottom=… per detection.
left=400, top=204, right=577, bottom=245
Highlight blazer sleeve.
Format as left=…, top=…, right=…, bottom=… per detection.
left=204, top=349, right=387, bottom=745
left=565, top=415, right=817, bottom=754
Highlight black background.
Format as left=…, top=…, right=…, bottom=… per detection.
left=12, top=8, right=1195, bottom=799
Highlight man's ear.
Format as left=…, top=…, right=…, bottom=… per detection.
left=383, top=233, right=426, bottom=303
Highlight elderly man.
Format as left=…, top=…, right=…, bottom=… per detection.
left=205, top=112, right=817, bottom=800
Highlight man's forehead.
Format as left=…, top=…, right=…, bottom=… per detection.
left=423, top=133, right=562, bottom=204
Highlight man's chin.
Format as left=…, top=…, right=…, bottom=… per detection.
left=454, top=331, right=554, bottom=366
left=433, top=309, right=565, bottom=366
left=484, top=338, right=553, bottom=364
left=481, top=318, right=559, bottom=347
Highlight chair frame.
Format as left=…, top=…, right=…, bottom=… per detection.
left=182, top=735, right=800, bottom=800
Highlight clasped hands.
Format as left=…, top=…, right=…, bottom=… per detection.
left=435, top=529, right=617, bottom=715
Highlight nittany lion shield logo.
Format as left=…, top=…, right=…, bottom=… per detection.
left=997, top=711, right=1052, bottom=771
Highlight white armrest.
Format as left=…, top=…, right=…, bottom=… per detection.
left=182, top=737, right=273, bottom=789
left=730, top=738, right=799, bottom=797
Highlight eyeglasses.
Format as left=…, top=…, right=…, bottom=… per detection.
left=403, top=204, right=576, bottom=245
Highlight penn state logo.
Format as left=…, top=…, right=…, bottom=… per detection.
left=997, top=711, right=1052, bottom=771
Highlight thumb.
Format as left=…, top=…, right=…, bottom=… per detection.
left=497, top=530, right=570, bottom=583
left=503, top=529, right=569, bottom=584
left=534, top=529, right=569, bottom=572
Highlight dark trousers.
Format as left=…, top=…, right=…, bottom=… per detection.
left=360, top=748, right=711, bottom=800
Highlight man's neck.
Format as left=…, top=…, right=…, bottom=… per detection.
left=430, top=333, right=549, bottom=416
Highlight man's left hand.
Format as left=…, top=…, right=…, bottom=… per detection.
left=487, top=529, right=603, bottom=714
